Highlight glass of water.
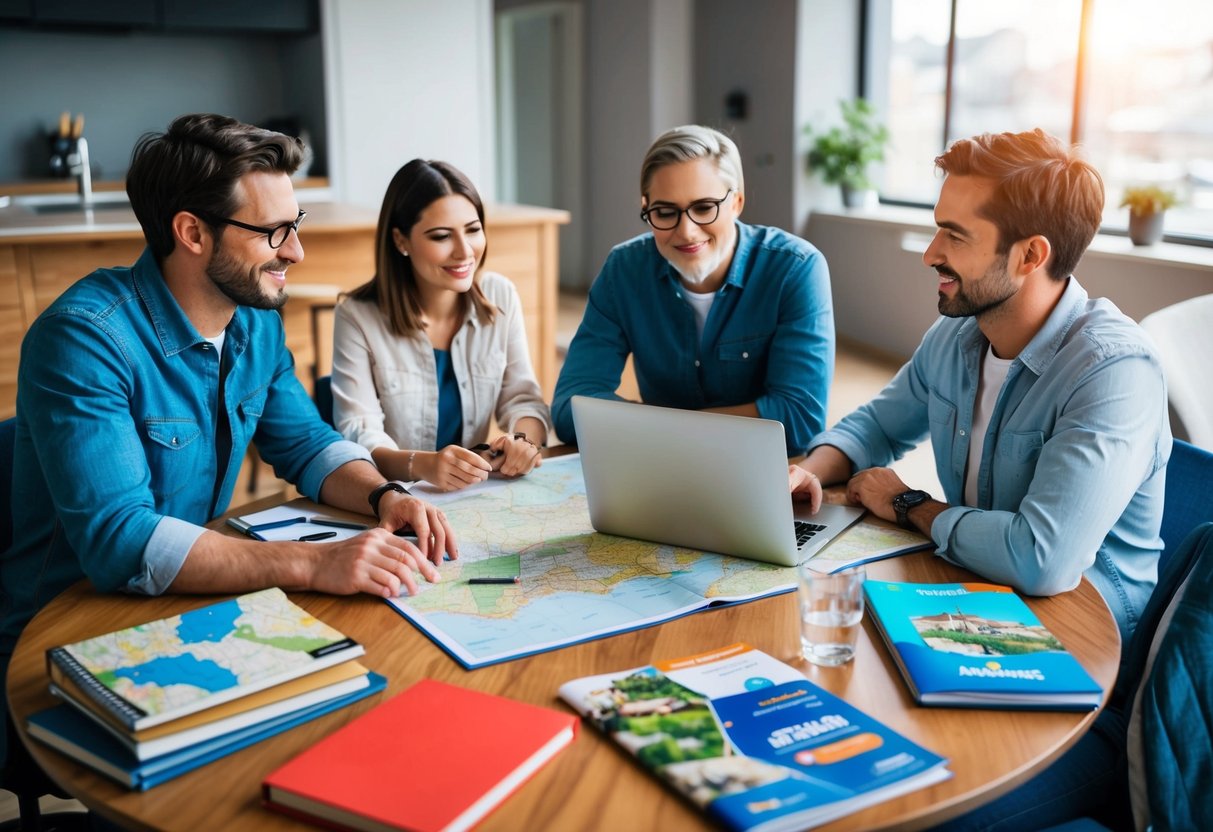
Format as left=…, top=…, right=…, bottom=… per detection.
left=798, top=565, right=866, bottom=666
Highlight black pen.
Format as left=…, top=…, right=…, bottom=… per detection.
left=467, top=576, right=520, bottom=585
left=297, top=531, right=338, bottom=542
left=469, top=443, right=503, bottom=460
left=310, top=517, right=370, bottom=531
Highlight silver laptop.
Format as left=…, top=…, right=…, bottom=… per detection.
left=571, top=396, right=865, bottom=567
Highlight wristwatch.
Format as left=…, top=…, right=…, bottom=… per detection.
left=368, top=480, right=410, bottom=519
left=892, top=489, right=931, bottom=529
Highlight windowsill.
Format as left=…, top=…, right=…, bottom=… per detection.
left=813, top=205, right=1213, bottom=273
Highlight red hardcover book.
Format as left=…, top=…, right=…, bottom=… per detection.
left=262, top=679, right=577, bottom=832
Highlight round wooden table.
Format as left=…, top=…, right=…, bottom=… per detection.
left=7, top=497, right=1119, bottom=832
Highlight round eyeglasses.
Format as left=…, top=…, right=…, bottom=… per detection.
left=640, top=190, right=732, bottom=231
left=198, top=209, right=307, bottom=249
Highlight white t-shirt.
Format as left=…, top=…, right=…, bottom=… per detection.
left=965, top=345, right=1014, bottom=506
left=682, top=287, right=717, bottom=344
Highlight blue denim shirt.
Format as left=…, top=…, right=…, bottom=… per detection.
left=811, top=278, right=1170, bottom=641
left=552, top=222, right=835, bottom=454
left=0, top=249, right=371, bottom=657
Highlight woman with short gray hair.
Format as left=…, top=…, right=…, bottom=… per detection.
left=552, top=124, right=836, bottom=455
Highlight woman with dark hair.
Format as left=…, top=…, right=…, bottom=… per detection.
left=332, top=159, right=550, bottom=492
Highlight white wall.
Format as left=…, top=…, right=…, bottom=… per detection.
left=809, top=209, right=1213, bottom=361
left=693, top=0, right=798, bottom=229
left=323, top=0, right=496, bottom=208
left=793, top=0, right=862, bottom=230
left=582, top=0, right=693, bottom=283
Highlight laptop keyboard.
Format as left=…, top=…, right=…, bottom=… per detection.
left=794, top=520, right=828, bottom=547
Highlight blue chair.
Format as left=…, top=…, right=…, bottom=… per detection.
left=314, top=374, right=335, bottom=428
left=1159, top=438, right=1213, bottom=570
left=1, top=417, right=91, bottom=829
left=957, top=523, right=1213, bottom=832
left=0, top=417, right=13, bottom=554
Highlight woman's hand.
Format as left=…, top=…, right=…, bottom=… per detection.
left=416, top=446, right=492, bottom=491
left=487, top=432, right=543, bottom=478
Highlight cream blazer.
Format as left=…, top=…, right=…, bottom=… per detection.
left=331, top=272, right=551, bottom=452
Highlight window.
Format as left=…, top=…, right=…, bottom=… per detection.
left=868, top=0, right=1213, bottom=243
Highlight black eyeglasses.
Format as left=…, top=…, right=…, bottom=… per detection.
left=640, top=190, right=733, bottom=230
left=198, top=209, right=306, bottom=249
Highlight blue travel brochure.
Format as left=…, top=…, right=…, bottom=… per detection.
left=27, top=672, right=386, bottom=790
left=864, top=580, right=1102, bottom=710
left=559, top=644, right=950, bottom=832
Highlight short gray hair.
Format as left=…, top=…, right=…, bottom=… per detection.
left=640, top=125, right=744, bottom=198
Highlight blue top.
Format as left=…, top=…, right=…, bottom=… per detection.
left=433, top=348, right=463, bottom=449
left=0, top=249, right=371, bottom=657
left=810, top=277, right=1170, bottom=641
left=551, top=222, right=835, bottom=455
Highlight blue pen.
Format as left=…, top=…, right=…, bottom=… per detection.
left=248, top=516, right=308, bottom=533
left=310, top=517, right=370, bottom=531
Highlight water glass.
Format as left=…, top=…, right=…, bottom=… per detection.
left=798, top=565, right=866, bottom=666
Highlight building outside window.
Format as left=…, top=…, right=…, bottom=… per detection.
left=866, top=0, right=1213, bottom=244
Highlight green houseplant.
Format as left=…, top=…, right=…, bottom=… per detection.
left=1120, top=185, right=1178, bottom=246
left=805, top=98, right=890, bottom=208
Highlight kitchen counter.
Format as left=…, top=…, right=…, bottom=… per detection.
left=0, top=199, right=569, bottom=421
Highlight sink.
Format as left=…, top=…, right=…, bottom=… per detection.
left=25, top=201, right=132, bottom=215
left=0, top=192, right=132, bottom=214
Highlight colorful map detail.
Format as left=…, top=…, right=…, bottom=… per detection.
left=391, top=455, right=797, bottom=667
left=63, top=587, right=353, bottom=720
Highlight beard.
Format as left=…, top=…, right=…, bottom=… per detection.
left=937, top=252, right=1015, bottom=318
left=669, top=240, right=731, bottom=287
left=206, top=243, right=289, bottom=311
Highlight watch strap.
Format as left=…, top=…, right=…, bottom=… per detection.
left=368, top=480, right=409, bottom=519
left=893, top=489, right=930, bottom=529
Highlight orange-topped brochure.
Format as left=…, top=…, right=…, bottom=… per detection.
left=262, top=679, right=577, bottom=832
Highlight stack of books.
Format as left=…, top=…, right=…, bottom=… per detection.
left=27, top=587, right=385, bottom=790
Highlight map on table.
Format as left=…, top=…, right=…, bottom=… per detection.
left=389, top=454, right=797, bottom=668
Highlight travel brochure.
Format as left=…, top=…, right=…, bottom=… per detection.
left=864, top=580, right=1103, bottom=710
left=559, top=643, right=950, bottom=832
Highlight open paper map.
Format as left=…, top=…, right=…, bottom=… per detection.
left=389, top=455, right=797, bottom=668
left=806, top=518, right=933, bottom=574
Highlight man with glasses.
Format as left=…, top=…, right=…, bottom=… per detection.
left=552, top=124, right=835, bottom=454
left=0, top=114, right=457, bottom=765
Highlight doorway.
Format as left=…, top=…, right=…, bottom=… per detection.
left=495, top=2, right=586, bottom=289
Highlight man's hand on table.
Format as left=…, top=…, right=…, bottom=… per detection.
left=303, top=490, right=459, bottom=599
left=376, top=490, right=459, bottom=566
left=308, top=528, right=441, bottom=598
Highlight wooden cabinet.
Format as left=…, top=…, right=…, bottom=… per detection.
left=0, top=202, right=568, bottom=420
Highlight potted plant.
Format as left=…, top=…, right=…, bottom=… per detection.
left=1120, top=185, right=1178, bottom=246
left=804, top=98, right=890, bottom=208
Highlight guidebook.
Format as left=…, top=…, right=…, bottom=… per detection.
left=864, top=580, right=1103, bottom=710
left=46, top=587, right=365, bottom=731
left=28, top=673, right=386, bottom=791
left=558, top=643, right=950, bottom=832
left=263, top=679, right=578, bottom=832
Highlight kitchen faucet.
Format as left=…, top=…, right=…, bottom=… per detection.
left=69, top=137, right=93, bottom=207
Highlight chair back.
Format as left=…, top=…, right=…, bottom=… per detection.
left=1160, top=438, right=1213, bottom=573
left=314, top=375, right=335, bottom=428
left=0, top=417, right=14, bottom=554
left=1125, top=522, right=1213, bottom=832
left=1141, top=294, right=1213, bottom=450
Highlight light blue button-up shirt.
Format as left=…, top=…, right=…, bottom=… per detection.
left=552, top=221, right=835, bottom=454
left=811, top=277, right=1170, bottom=641
left=0, top=249, right=371, bottom=657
